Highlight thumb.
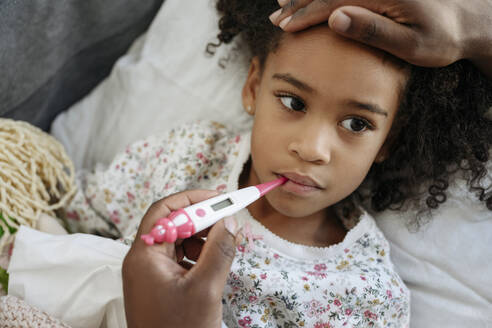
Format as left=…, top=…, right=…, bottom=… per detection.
left=187, top=217, right=242, bottom=291
left=329, top=6, right=417, bottom=63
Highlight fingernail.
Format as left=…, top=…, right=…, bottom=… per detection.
left=224, top=216, right=240, bottom=236
left=279, top=15, right=292, bottom=29
left=269, top=9, right=282, bottom=23
left=277, top=0, right=289, bottom=6
left=329, top=10, right=351, bottom=33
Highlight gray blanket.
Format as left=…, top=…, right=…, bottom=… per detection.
left=0, top=0, right=164, bottom=130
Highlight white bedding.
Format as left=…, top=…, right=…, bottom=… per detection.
left=45, top=0, right=492, bottom=327
left=51, top=0, right=252, bottom=170
left=9, top=226, right=129, bottom=328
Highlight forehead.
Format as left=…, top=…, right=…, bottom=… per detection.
left=264, top=26, right=408, bottom=95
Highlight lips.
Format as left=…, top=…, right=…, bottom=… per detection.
left=277, top=172, right=323, bottom=189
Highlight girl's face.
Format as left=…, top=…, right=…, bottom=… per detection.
left=242, top=26, right=408, bottom=218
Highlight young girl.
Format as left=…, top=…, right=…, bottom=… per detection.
left=9, top=0, right=492, bottom=327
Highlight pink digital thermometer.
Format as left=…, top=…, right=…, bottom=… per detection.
left=141, top=176, right=287, bottom=245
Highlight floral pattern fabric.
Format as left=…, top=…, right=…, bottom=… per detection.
left=64, top=121, right=238, bottom=239
left=64, top=120, right=410, bottom=327
left=223, top=211, right=410, bottom=327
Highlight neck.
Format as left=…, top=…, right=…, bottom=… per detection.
left=247, top=197, right=346, bottom=247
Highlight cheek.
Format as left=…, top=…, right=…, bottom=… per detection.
left=335, top=160, right=372, bottom=189
left=250, top=109, right=287, bottom=160
left=327, top=143, right=381, bottom=200
left=250, top=122, right=278, bottom=172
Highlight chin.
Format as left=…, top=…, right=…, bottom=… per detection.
left=264, top=192, right=321, bottom=218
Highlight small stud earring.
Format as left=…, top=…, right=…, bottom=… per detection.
left=246, top=105, right=252, bottom=113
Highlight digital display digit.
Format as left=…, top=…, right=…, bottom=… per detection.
left=211, top=198, right=233, bottom=211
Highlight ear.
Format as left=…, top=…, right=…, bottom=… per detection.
left=242, top=57, right=261, bottom=115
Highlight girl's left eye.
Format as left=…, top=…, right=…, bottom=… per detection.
left=340, top=118, right=373, bottom=133
left=279, top=95, right=306, bottom=112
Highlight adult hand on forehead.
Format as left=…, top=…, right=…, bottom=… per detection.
left=122, top=189, right=242, bottom=328
left=270, top=0, right=492, bottom=76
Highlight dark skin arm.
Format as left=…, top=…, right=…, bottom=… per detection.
left=122, top=189, right=242, bottom=328
left=270, top=0, right=492, bottom=79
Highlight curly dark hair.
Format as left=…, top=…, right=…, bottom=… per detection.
left=210, top=0, right=492, bottom=223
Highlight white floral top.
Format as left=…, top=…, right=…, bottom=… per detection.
left=64, top=121, right=410, bottom=327
left=224, top=211, right=409, bottom=328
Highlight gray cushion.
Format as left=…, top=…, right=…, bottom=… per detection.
left=0, top=0, right=164, bottom=130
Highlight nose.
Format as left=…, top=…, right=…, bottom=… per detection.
left=287, top=123, right=332, bottom=165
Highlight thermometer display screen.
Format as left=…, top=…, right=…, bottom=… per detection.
left=211, top=198, right=233, bottom=211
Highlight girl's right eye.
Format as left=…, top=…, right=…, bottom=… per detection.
left=278, top=95, right=306, bottom=112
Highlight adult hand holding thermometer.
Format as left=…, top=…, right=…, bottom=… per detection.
left=141, top=176, right=287, bottom=245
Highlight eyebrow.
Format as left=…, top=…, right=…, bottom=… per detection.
left=272, top=73, right=315, bottom=93
left=344, top=100, right=388, bottom=117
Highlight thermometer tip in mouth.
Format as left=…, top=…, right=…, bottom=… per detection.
left=255, top=176, right=288, bottom=197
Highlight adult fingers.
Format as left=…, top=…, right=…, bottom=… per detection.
left=327, top=6, right=418, bottom=64
left=272, top=0, right=378, bottom=32
left=277, top=0, right=313, bottom=9
left=186, top=217, right=241, bottom=294
left=179, top=260, right=195, bottom=270
left=195, top=227, right=211, bottom=239
left=182, top=236, right=205, bottom=262
left=176, top=243, right=184, bottom=262
left=133, top=189, right=219, bottom=258
left=135, top=189, right=219, bottom=242
left=270, top=0, right=314, bottom=24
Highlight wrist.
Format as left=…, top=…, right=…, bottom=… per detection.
left=470, top=55, right=492, bottom=80
left=458, top=0, right=492, bottom=78
left=464, top=21, right=492, bottom=79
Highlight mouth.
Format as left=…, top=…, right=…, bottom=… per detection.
left=276, top=172, right=323, bottom=194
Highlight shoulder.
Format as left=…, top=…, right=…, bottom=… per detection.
left=341, top=212, right=409, bottom=297
left=347, top=214, right=411, bottom=324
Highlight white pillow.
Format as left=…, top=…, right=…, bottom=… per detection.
left=51, top=0, right=252, bottom=170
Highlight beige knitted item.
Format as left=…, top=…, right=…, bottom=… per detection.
left=0, top=118, right=76, bottom=252
left=0, top=295, right=71, bottom=328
